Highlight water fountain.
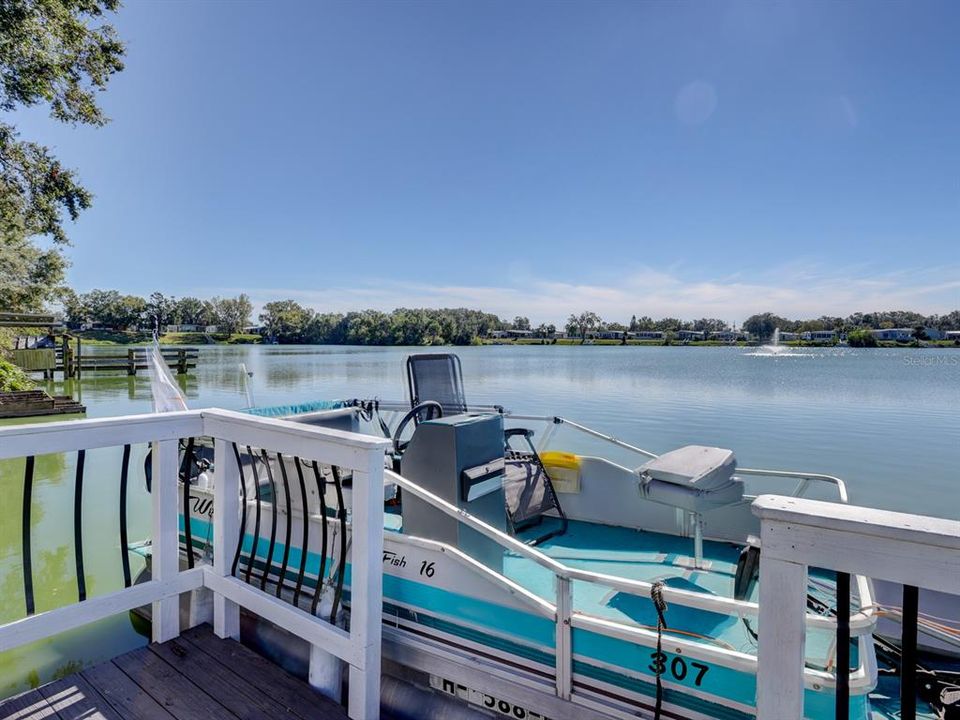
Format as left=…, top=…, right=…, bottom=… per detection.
left=748, top=327, right=796, bottom=356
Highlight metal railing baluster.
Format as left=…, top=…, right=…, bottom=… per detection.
left=230, top=443, right=247, bottom=576
left=74, top=450, right=87, bottom=601
left=259, top=449, right=279, bottom=591
left=835, top=571, right=850, bottom=720
left=22, top=455, right=35, bottom=616
left=275, top=452, right=293, bottom=599
left=181, top=438, right=195, bottom=569
left=292, top=457, right=310, bottom=607
left=119, top=444, right=132, bottom=587
left=901, top=584, right=919, bottom=720
left=245, top=445, right=263, bottom=583
left=310, top=460, right=328, bottom=616
left=329, top=464, right=348, bottom=625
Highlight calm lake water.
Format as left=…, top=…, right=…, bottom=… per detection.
left=1, top=344, right=958, bottom=697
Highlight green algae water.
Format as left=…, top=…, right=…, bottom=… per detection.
left=1, top=344, right=957, bottom=697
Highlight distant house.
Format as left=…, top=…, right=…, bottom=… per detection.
left=801, top=330, right=837, bottom=342
left=946, top=331, right=960, bottom=341
left=922, top=327, right=944, bottom=341
left=777, top=332, right=799, bottom=341
left=709, top=331, right=738, bottom=341
left=489, top=329, right=533, bottom=339
left=630, top=330, right=664, bottom=340
left=871, top=328, right=914, bottom=342
left=595, top=330, right=625, bottom=340
left=677, top=330, right=705, bottom=341
left=166, top=324, right=200, bottom=333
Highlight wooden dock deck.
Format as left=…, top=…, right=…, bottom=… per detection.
left=0, top=625, right=348, bottom=720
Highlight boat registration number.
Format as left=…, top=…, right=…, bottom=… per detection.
left=429, top=676, right=553, bottom=719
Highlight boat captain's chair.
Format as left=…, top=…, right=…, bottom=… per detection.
left=637, top=445, right=745, bottom=568
left=404, top=353, right=568, bottom=546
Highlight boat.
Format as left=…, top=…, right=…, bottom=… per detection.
left=134, top=351, right=958, bottom=719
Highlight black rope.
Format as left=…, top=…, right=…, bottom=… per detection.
left=119, top=444, right=132, bottom=588
left=310, top=460, right=329, bottom=617
left=74, top=449, right=87, bottom=602
left=22, top=455, right=36, bottom=615
left=259, top=449, right=279, bottom=591
left=329, top=465, right=348, bottom=626
left=180, top=438, right=195, bottom=569
left=651, top=581, right=668, bottom=720
left=292, top=457, right=310, bottom=608
left=245, top=446, right=263, bottom=584
left=275, top=452, right=293, bottom=599
left=230, top=443, right=247, bottom=577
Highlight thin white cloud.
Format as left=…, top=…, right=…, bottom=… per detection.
left=205, top=264, right=960, bottom=327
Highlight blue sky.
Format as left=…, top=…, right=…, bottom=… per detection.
left=25, top=0, right=960, bottom=324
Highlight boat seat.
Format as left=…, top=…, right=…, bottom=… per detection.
left=637, top=445, right=744, bottom=514
left=503, top=428, right=568, bottom=546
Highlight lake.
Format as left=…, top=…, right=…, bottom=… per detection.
left=1, top=343, right=958, bottom=697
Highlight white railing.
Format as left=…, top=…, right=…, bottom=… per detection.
left=753, top=495, right=960, bottom=720
left=0, top=408, right=390, bottom=720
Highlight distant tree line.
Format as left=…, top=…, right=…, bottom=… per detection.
left=741, top=310, right=960, bottom=342
left=25, top=289, right=960, bottom=347
left=259, top=302, right=501, bottom=345
left=61, top=289, right=254, bottom=334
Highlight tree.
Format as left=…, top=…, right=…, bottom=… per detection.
left=208, top=294, right=252, bottom=333
left=171, top=296, right=208, bottom=326
left=145, top=292, right=172, bottom=331
left=0, top=0, right=125, bottom=312
left=742, top=313, right=792, bottom=341
left=260, top=300, right=314, bottom=342
left=512, top=316, right=531, bottom=331
left=566, top=311, right=601, bottom=342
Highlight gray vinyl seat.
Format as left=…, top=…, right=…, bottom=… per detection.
left=637, top=445, right=744, bottom=514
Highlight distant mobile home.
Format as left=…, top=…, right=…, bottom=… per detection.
left=871, top=328, right=914, bottom=342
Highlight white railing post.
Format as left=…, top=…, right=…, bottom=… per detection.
left=151, top=438, right=181, bottom=643
left=345, top=448, right=385, bottom=720
left=555, top=574, right=572, bottom=700
left=756, top=552, right=807, bottom=719
left=212, top=437, right=241, bottom=640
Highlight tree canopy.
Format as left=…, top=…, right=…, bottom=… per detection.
left=0, top=0, right=125, bottom=311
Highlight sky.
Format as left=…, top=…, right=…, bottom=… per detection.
left=22, top=0, right=960, bottom=325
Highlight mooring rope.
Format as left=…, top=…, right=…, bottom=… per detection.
left=651, top=581, right=668, bottom=720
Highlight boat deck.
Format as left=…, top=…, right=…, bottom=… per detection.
left=507, top=519, right=841, bottom=660
left=0, top=625, right=347, bottom=720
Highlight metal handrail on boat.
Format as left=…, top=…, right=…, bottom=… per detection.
left=382, top=468, right=874, bottom=634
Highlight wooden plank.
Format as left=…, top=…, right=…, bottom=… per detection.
left=152, top=440, right=181, bottom=644
left=0, top=688, right=57, bottom=720
left=756, top=556, right=807, bottom=720
left=38, top=674, right=124, bottom=720
left=180, top=626, right=346, bottom=719
left=0, top=411, right=203, bottom=460
left=148, top=640, right=279, bottom=720
left=81, top=661, right=176, bottom=720
left=0, top=572, right=204, bottom=653
left=212, top=438, right=240, bottom=640
left=752, top=494, right=960, bottom=550
left=112, top=647, right=237, bottom=720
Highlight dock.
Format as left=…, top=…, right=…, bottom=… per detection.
left=0, top=390, right=84, bottom=419
left=0, top=625, right=347, bottom=720
left=11, top=344, right=199, bottom=379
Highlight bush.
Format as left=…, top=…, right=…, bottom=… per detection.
left=0, top=358, right=35, bottom=392
left=846, top=328, right=877, bottom=347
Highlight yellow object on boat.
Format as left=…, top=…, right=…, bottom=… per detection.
left=540, top=451, right=581, bottom=493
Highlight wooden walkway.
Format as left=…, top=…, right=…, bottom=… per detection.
left=0, top=625, right=348, bottom=720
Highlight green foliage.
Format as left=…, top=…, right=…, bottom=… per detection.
left=0, top=357, right=34, bottom=391
left=0, top=0, right=125, bottom=313
left=846, top=328, right=877, bottom=347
